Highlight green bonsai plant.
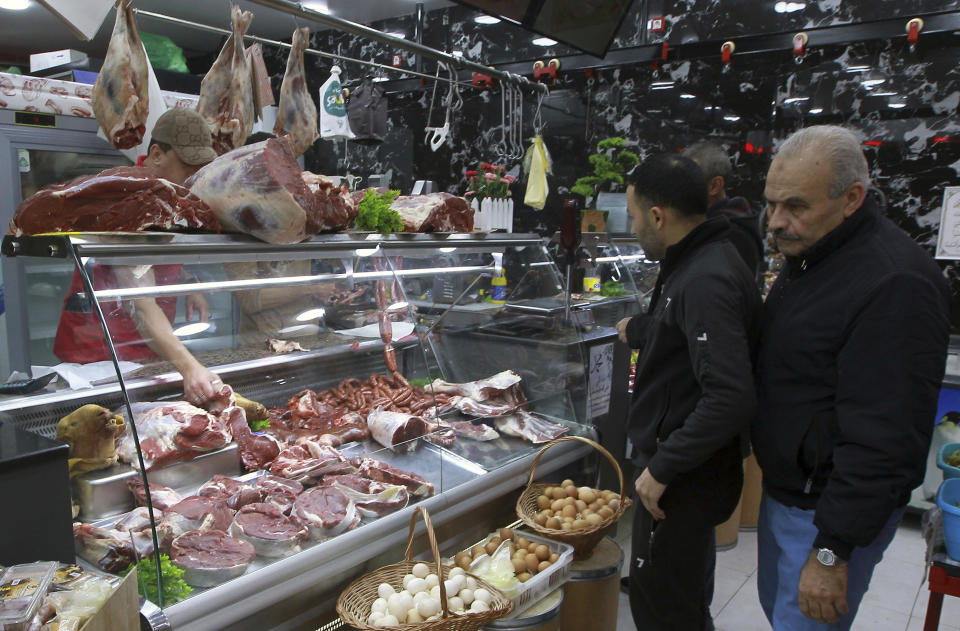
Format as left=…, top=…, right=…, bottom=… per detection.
left=571, top=137, right=640, bottom=208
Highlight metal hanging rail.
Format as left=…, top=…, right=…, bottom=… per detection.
left=245, top=0, right=547, bottom=94
left=133, top=9, right=473, bottom=88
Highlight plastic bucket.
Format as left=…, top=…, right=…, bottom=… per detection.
left=936, top=478, right=960, bottom=560
left=937, top=443, right=960, bottom=479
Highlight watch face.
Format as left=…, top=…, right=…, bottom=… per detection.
left=817, top=548, right=836, bottom=566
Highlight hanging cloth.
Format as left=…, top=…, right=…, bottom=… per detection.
left=523, top=136, right=552, bottom=210
left=347, top=76, right=388, bottom=144
left=319, top=65, right=355, bottom=140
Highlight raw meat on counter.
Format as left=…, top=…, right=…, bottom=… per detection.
left=9, top=167, right=219, bottom=236
left=300, top=172, right=359, bottom=232
left=268, top=440, right=356, bottom=484
left=170, top=530, right=256, bottom=587
left=56, top=404, right=125, bottom=478
left=438, top=419, right=500, bottom=442
left=230, top=502, right=307, bottom=557
left=197, top=6, right=260, bottom=154
left=198, top=474, right=263, bottom=510
left=429, top=370, right=523, bottom=402
left=353, top=457, right=434, bottom=497
left=255, top=475, right=303, bottom=514
left=267, top=391, right=370, bottom=445
left=292, top=486, right=359, bottom=539
left=367, top=408, right=429, bottom=453
left=390, top=192, right=474, bottom=232
left=267, top=338, right=308, bottom=353
left=494, top=409, right=569, bottom=444
left=320, top=475, right=409, bottom=518
left=158, top=496, right=234, bottom=549
left=223, top=405, right=281, bottom=471
left=115, top=400, right=232, bottom=471
left=273, top=27, right=319, bottom=156
left=73, top=522, right=154, bottom=573
left=127, top=478, right=183, bottom=511
left=92, top=0, right=148, bottom=149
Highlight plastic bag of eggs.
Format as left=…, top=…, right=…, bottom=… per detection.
left=366, top=564, right=494, bottom=627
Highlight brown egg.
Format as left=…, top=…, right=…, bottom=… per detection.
left=538, top=561, right=551, bottom=572
left=578, top=488, right=598, bottom=504
left=517, top=572, right=532, bottom=583
left=516, top=536, right=530, bottom=550
left=536, top=495, right=551, bottom=510
left=561, top=504, right=577, bottom=519
left=471, top=545, right=485, bottom=558
left=549, top=553, right=559, bottom=563
left=512, top=558, right=527, bottom=574
left=525, top=553, right=540, bottom=573
left=586, top=513, right=604, bottom=526
left=545, top=517, right=562, bottom=530
left=601, top=490, right=616, bottom=501
left=560, top=522, right=573, bottom=531
left=543, top=486, right=554, bottom=497
left=598, top=506, right=615, bottom=519
left=534, top=512, right=548, bottom=527
left=561, top=479, right=575, bottom=488
left=500, top=528, right=515, bottom=541
left=563, top=516, right=574, bottom=524
left=490, top=535, right=502, bottom=547
left=551, top=487, right=567, bottom=500
left=485, top=541, right=499, bottom=555
left=534, top=544, right=550, bottom=561
left=563, top=496, right=576, bottom=508
left=550, top=498, right=565, bottom=512
left=575, top=500, right=588, bottom=513
left=456, top=551, right=472, bottom=569
left=608, top=499, right=621, bottom=511
left=564, top=485, right=578, bottom=498
left=588, top=501, right=601, bottom=512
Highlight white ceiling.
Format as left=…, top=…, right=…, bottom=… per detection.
left=0, top=0, right=454, bottom=62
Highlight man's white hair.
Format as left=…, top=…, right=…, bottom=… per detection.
left=776, top=125, right=871, bottom=198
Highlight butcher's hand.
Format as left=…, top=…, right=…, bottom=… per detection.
left=182, top=363, right=222, bottom=407
left=185, top=293, right=210, bottom=322
left=798, top=550, right=849, bottom=624
left=635, top=468, right=666, bottom=520
left=616, top=317, right=632, bottom=344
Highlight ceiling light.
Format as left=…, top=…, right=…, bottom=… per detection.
left=704, top=105, right=716, bottom=110
left=372, top=76, right=389, bottom=82
left=680, top=93, right=696, bottom=99
left=846, top=65, right=871, bottom=72
left=888, top=102, right=907, bottom=109
left=774, top=1, right=806, bottom=13
left=650, top=83, right=674, bottom=90
left=296, top=308, right=326, bottom=322
left=0, top=0, right=30, bottom=8
left=808, top=108, right=823, bottom=114
left=173, top=322, right=211, bottom=337
left=723, top=115, right=741, bottom=121
left=386, top=301, right=409, bottom=312
left=451, top=50, right=463, bottom=57
left=386, top=32, right=406, bottom=39
left=532, top=37, right=558, bottom=46
left=872, top=91, right=897, bottom=97
left=862, top=79, right=885, bottom=87
left=783, top=97, right=809, bottom=103
left=474, top=15, right=501, bottom=24
left=301, top=0, right=329, bottom=14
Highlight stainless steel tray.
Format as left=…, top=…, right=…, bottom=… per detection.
left=74, top=444, right=241, bottom=520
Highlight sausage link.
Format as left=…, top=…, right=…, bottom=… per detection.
left=383, top=344, right=397, bottom=373
left=375, top=280, right=388, bottom=310
left=379, top=311, right=392, bottom=344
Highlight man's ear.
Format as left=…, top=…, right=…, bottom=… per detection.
left=146, top=143, right=163, bottom=166
left=649, top=205, right=666, bottom=230
left=708, top=175, right=725, bottom=199
left=843, top=182, right=867, bottom=218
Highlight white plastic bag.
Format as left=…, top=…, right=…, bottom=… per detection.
left=319, top=65, right=355, bottom=140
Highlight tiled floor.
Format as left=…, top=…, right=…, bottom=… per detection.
left=612, top=510, right=938, bottom=631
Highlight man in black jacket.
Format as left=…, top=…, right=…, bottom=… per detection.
left=621, top=154, right=761, bottom=630
left=754, top=125, right=951, bottom=630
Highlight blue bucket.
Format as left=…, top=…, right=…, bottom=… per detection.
left=938, top=443, right=960, bottom=479
left=937, top=479, right=960, bottom=560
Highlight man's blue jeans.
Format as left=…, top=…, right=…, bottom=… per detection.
left=757, top=492, right=904, bottom=630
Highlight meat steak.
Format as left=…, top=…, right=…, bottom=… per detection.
left=354, top=457, right=435, bottom=497
left=10, top=167, right=219, bottom=236
left=391, top=193, right=474, bottom=232
left=158, top=496, right=234, bottom=551
left=198, top=474, right=263, bottom=510
left=292, top=486, right=359, bottom=539
left=127, top=478, right=183, bottom=511
left=321, top=475, right=408, bottom=518
left=230, top=502, right=307, bottom=557
left=269, top=440, right=355, bottom=484
left=171, top=530, right=256, bottom=587
left=255, top=475, right=304, bottom=514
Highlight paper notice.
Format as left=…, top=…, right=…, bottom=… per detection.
left=589, top=342, right=614, bottom=419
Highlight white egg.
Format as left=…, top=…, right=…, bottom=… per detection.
left=380, top=614, right=399, bottom=626
left=473, top=588, right=492, bottom=605
left=371, top=597, right=388, bottom=614
left=413, top=591, right=429, bottom=605
left=368, top=611, right=384, bottom=626
left=443, top=579, right=458, bottom=596
left=426, top=614, right=441, bottom=621
left=459, top=588, right=474, bottom=606
left=387, top=593, right=408, bottom=621
left=402, top=574, right=416, bottom=589
left=407, top=608, right=423, bottom=623
left=406, top=577, right=427, bottom=595
left=470, top=599, right=490, bottom=613
left=448, top=596, right=465, bottom=612
left=377, top=583, right=395, bottom=600
left=429, top=585, right=441, bottom=600
left=417, top=596, right=441, bottom=618
left=397, top=592, right=413, bottom=612
left=465, top=576, right=478, bottom=591
left=448, top=567, right=465, bottom=578
left=412, top=562, right=430, bottom=579
left=425, top=573, right=439, bottom=589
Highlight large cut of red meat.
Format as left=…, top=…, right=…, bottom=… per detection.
left=354, top=457, right=435, bottom=497
left=390, top=192, right=474, bottom=233
left=223, top=406, right=280, bottom=471
left=198, top=474, right=263, bottom=510
left=268, top=440, right=356, bottom=483
left=301, top=172, right=358, bottom=232
left=10, top=167, right=220, bottom=236
left=266, top=392, right=370, bottom=445
left=116, top=401, right=232, bottom=471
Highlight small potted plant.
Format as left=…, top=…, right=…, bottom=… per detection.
left=464, top=163, right=516, bottom=231
left=571, top=137, right=639, bottom=232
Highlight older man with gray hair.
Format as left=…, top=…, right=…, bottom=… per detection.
left=753, top=125, right=951, bottom=629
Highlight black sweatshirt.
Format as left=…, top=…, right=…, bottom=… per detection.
left=753, top=195, right=951, bottom=560
left=627, top=216, right=762, bottom=486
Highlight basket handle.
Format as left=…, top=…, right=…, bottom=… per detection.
left=524, top=435, right=628, bottom=507
left=404, top=505, right=451, bottom=619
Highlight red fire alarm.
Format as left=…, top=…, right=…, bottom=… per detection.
left=391, top=54, right=402, bottom=68
left=649, top=16, right=666, bottom=32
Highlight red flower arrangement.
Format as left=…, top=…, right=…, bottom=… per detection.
left=464, top=163, right=514, bottom=203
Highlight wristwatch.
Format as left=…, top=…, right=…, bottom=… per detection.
left=816, top=548, right=838, bottom=567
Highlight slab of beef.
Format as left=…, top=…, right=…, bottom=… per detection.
left=186, top=137, right=316, bottom=244
left=274, top=27, right=319, bottom=157
left=171, top=530, right=256, bottom=587
left=73, top=522, right=154, bottom=573
left=197, top=6, right=259, bottom=154
left=230, top=502, right=307, bottom=557
left=368, top=408, right=428, bottom=453
left=494, top=410, right=569, bottom=444
left=354, top=457, right=435, bottom=497
left=391, top=193, right=474, bottom=233
left=223, top=405, right=280, bottom=471
left=115, top=401, right=232, bottom=471
left=92, top=0, right=148, bottom=149
left=255, top=475, right=304, bottom=514
left=301, top=172, right=358, bottom=232
left=292, top=486, right=359, bottom=539
left=429, top=370, right=523, bottom=402
left=158, top=496, right=234, bottom=551
left=198, top=474, right=263, bottom=510
left=127, top=478, right=183, bottom=511
left=10, top=167, right=219, bottom=236
left=268, top=440, right=356, bottom=484
left=321, top=475, right=409, bottom=519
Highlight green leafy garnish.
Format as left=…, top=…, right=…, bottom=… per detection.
left=122, top=554, right=192, bottom=606
left=356, top=189, right=403, bottom=234
left=407, top=375, right=440, bottom=388
left=249, top=418, right=271, bottom=431
left=601, top=281, right=625, bottom=297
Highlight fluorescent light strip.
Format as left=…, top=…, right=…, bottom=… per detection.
left=532, top=37, right=557, bottom=46
left=808, top=108, right=823, bottom=114
left=680, top=93, right=696, bottom=99
left=474, top=15, right=500, bottom=24
left=783, top=97, right=809, bottom=103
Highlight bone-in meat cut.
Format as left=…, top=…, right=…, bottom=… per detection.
left=321, top=475, right=409, bottom=518
left=170, top=530, right=256, bottom=587
left=268, top=440, right=356, bottom=483
left=198, top=474, right=263, bottom=510
left=274, top=27, right=319, bottom=157
left=367, top=408, right=429, bottom=453
left=354, top=457, right=435, bottom=497
left=92, top=0, right=148, bottom=149
left=197, top=6, right=259, bottom=154
left=115, top=401, right=232, bottom=471
left=440, top=419, right=500, bottom=441
left=494, top=409, right=569, bottom=443
left=10, top=167, right=220, bottom=236
left=73, top=522, right=155, bottom=573
left=223, top=405, right=280, bottom=471
left=390, top=193, right=474, bottom=232
left=255, top=475, right=304, bottom=514
left=186, top=137, right=316, bottom=244
left=127, top=478, right=183, bottom=511
left=429, top=370, right=523, bottom=402
left=230, top=502, right=307, bottom=557
left=292, top=486, right=359, bottom=539
left=158, top=496, right=235, bottom=551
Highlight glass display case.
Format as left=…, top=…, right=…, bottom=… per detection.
left=0, top=232, right=596, bottom=630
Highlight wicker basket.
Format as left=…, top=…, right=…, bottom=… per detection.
left=515, top=436, right=632, bottom=560
left=336, top=506, right=513, bottom=631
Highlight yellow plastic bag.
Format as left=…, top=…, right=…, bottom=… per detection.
left=523, top=136, right=552, bottom=210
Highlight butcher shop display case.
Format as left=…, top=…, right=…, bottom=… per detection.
left=609, top=234, right=659, bottom=309
left=0, top=231, right=598, bottom=631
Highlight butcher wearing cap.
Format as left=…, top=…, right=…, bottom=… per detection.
left=54, top=108, right=223, bottom=405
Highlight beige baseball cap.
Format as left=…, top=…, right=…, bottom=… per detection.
left=151, top=108, right=217, bottom=166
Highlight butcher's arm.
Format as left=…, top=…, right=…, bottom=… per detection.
left=224, top=261, right=333, bottom=314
